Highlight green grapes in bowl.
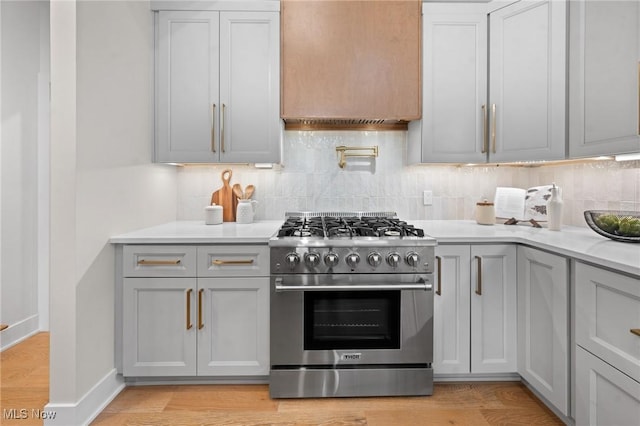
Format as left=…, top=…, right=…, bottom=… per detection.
left=584, top=210, right=640, bottom=243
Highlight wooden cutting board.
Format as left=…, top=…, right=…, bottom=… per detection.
left=210, top=169, right=238, bottom=221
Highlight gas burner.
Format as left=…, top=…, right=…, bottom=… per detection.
left=274, top=212, right=427, bottom=240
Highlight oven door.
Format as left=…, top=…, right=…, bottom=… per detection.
left=270, top=273, right=433, bottom=367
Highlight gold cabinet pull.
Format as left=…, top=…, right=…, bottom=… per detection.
left=435, top=256, right=442, bottom=296
left=481, top=104, right=488, bottom=154
left=491, top=104, right=496, bottom=154
left=137, top=259, right=181, bottom=266
left=212, top=259, right=254, bottom=265
left=186, top=289, right=193, bottom=330
left=211, top=103, right=216, bottom=153
left=475, top=255, right=482, bottom=295
left=637, top=62, right=639, bottom=135
left=221, top=103, right=226, bottom=153
left=631, top=329, right=640, bottom=337
left=198, top=289, right=204, bottom=330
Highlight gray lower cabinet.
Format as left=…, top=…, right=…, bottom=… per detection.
left=433, top=244, right=517, bottom=376
left=121, top=245, right=269, bottom=378
left=517, top=246, right=569, bottom=417
left=574, top=262, right=640, bottom=424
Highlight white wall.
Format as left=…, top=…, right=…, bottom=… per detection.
left=0, top=0, right=49, bottom=350
left=177, top=131, right=640, bottom=226
left=48, top=0, right=177, bottom=421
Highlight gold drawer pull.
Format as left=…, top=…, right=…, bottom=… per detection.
left=186, top=289, right=193, bottom=330
left=474, top=255, right=482, bottom=296
left=631, top=329, right=640, bottom=337
left=198, top=289, right=204, bottom=330
left=212, top=259, right=254, bottom=266
left=435, top=256, right=442, bottom=296
left=137, top=259, right=181, bottom=266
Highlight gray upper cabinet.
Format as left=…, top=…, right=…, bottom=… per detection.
left=155, top=10, right=280, bottom=163
left=408, top=3, right=487, bottom=163
left=569, top=0, right=640, bottom=158
left=409, top=0, right=566, bottom=164
left=489, top=0, right=566, bottom=162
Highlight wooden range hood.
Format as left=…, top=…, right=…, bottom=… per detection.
left=281, top=0, right=422, bottom=131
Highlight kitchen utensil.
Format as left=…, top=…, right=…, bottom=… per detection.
left=236, top=199, right=258, bottom=224
left=210, top=169, right=238, bottom=222
left=232, top=183, right=244, bottom=200
left=244, top=184, right=255, bottom=199
left=205, top=205, right=223, bottom=225
left=584, top=210, right=640, bottom=243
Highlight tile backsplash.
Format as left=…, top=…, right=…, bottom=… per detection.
left=177, top=131, right=640, bottom=227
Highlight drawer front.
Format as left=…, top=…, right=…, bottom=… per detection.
left=575, top=346, right=640, bottom=426
left=197, top=245, right=269, bottom=277
left=123, top=246, right=197, bottom=277
left=575, top=262, right=640, bottom=382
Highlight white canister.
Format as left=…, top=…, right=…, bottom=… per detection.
left=475, top=200, right=495, bottom=225
left=205, top=205, right=223, bottom=225
left=236, top=199, right=258, bottom=224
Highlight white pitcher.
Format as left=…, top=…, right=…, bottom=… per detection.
left=236, top=199, right=258, bottom=224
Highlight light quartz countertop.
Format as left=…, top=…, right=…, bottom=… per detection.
left=110, top=220, right=639, bottom=277
left=110, top=220, right=283, bottom=244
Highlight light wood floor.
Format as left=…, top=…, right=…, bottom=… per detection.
left=2, top=333, right=563, bottom=425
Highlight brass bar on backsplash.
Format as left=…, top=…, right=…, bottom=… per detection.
left=335, top=145, right=379, bottom=168
left=631, top=329, right=640, bottom=337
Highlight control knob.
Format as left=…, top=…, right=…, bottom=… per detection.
left=387, top=252, right=401, bottom=268
left=346, top=253, right=360, bottom=269
left=304, top=252, right=321, bottom=268
left=324, top=252, right=339, bottom=268
left=284, top=252, right=300, bottom=269
left=406, top=251, right=420, bottom=267
left=367, top=252, right=382, bottom=268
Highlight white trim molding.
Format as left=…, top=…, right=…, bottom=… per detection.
left=0, top=315, right=40, bottom=352
left=44, top=369, right=124, bottom=426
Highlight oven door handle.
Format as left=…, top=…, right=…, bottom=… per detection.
left=274, top=278, right=433, bottom=292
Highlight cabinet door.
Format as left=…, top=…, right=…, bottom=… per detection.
left=219, top=12, right=280, bottom=163
left=569, top=0, right=640, bottom=157
left=489, top=0, right=566, bottom=162
left=470, top=245, right=517, bottom=373
left=197, top=277, right=269, bottom=376
left=433, top=245, right=471, bottom=375
left=575, top=263, right=640, bottom=383
left=156, top=11, right=220, bottom=163
left=517, top=247, right=569, bottom=415
left=575, top=346, right=640, bottom=426
left=123, top=278, right=197, bottom=376
left=414, top=4, right=487, bottom=163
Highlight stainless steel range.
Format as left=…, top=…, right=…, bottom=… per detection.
left=269, top=212, right=436, bottom=398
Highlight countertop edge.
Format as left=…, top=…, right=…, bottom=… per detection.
left=110, top=220, right=640, bottom=277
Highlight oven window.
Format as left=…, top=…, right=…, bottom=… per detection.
left=304, top=291, right=400, bottom=350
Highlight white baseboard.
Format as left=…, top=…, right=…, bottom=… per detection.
left=44, top=369, right=124, bottom=426
left=0, top=314, right=40, bottom=351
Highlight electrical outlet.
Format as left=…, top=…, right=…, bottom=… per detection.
left=423, top=190, right=433, bottom=206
